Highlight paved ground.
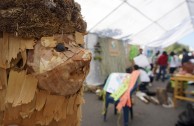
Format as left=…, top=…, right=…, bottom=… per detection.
left=81, top=80, right=191, bottom=126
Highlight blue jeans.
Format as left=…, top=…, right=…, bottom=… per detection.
left=157, top=65, right=167, bottom=81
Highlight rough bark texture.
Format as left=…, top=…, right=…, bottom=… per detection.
left=0, top=0, right=87, bottom=38
left=0, top=0, right=90, bottom=125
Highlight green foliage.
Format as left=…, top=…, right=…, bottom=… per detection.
left=94, top=42, right=102, bottom=61
left=94, top=50, right=102, bottom=54
left=94, top=56, right=102, bottom=61
left=129, top=45, right=139, bottom=60
left=164, top=42, right=189, bottom=54
left=94, top=28, right=122, bottom=37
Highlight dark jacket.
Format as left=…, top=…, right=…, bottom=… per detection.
left=182, top=52, right=191, bottom=64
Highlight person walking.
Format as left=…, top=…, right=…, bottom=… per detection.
left=156, top=51, right=168, bottom=82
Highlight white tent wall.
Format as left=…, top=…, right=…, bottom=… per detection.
left=146, top=18, right=194, bottom=47
left=84, top=33, right=130, bottom=86
left=143, top=46, right=162, bottom=61
left=98, top=37, right=129, bottom=78
left=187, top=0, right=194, bottom=25
left=76, top=0, right=194, bottom=48
left=85, top=33, right=104, bottom=86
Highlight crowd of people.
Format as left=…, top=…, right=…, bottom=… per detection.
left=132, top=48, right=194, bottom=92
left=152, top=48, right=194, bottom=82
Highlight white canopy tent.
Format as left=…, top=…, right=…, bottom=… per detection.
left=75, top=0, right=194, bottom=48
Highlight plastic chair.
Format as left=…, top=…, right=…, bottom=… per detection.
left=103, top=82, right=138, bottom=126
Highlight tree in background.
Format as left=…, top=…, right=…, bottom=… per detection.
left=94, top=28, right=122, bottom=37
left=165, top=42, right=189, bottom=54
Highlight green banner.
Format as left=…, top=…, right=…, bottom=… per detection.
left=110, top=77, right=130, bottom=101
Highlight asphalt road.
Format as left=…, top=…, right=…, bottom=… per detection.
left=81, top=81, right=188, bottom=126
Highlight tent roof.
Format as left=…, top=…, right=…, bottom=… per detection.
left=75, top=0, right=194, bottom=47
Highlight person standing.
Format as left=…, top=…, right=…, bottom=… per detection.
left=151, top=51, right=160, bottom=76
left=181, top=48, right=191, bottom=65
left=139, top=48, right=143, bottom=55
left=169, top=51, right=180, bottom=74
left=156, top=51, right=168, bottom=82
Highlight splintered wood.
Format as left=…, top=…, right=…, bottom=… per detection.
left=35, top=91, right=47, bottom=111
left=0, top=68, right=7, bottom=89
left=0, top=32, right=90, bottom=125
left=0, top=33, right=35, bottom=69
left=0, top=89, right=6, bottom=111
left=0, top=33, right=9, bottom=68
left=3, top=68, right=84, bottom=125
left=5, top=70, right=38, bottom=106
left=3, top=90, right=83, bottom=126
